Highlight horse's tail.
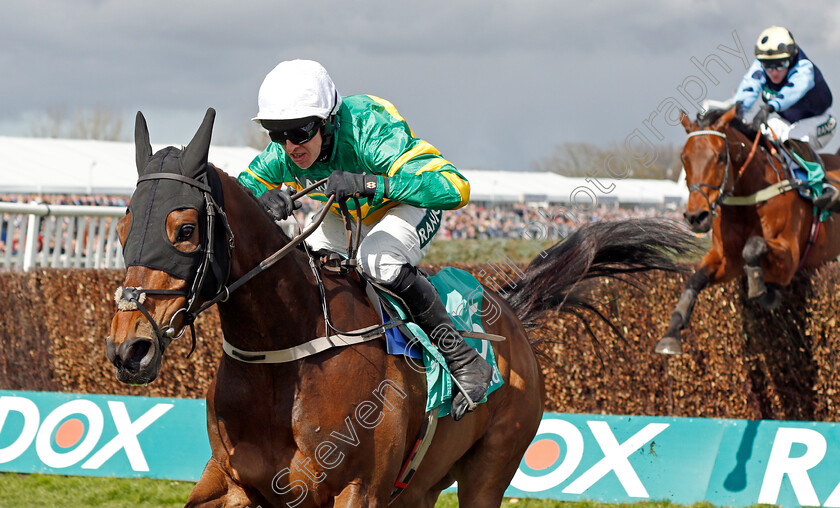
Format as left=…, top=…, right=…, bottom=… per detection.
left=503, top=218, right=698, bottom=329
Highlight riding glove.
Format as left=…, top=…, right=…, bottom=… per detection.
left=258, top=187, right=301, bottom=221
left=325, top=171, right=387, bottom=202
left=752, top=103, right=774, bottom=130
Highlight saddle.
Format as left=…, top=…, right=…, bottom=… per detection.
left=316, top=252, right=505, bottom=503
left=778, top=139, right=840, bottom=214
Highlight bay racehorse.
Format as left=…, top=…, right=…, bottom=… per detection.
left=656, top=105, right=840, bottom=355
left=106, top=108, right=695, bottom=506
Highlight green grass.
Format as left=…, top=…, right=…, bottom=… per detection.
left=0, top=473, right=193, bottom=507
left=0, top=473, right=729, bottom=507
left=437, top=493, right=714, bottom=507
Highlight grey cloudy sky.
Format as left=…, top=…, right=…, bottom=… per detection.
left=2, top=0, right=840, bottom=172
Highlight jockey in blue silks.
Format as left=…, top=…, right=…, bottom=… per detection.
left=734, top=26, right=840, bottom=212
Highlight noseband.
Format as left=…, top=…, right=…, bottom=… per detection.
left=115, top=172, right=233, bottom=357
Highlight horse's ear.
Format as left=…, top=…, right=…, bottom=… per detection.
left=134, top=111, right=152, bottom=175
left=711, top=105, right=739, bottom=131
left=182, top=108, right=216, bottom=177
left=680, top=110, right=699, bottom=133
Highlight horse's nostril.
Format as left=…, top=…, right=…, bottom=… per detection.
left=128, top=340, right=152, bottom=366
left=685, top=211, right=709, bottom=225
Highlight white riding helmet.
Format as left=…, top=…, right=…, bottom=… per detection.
left=252, top=59, right=342, bottom=122
left=755, top=26, right=798, bottom=60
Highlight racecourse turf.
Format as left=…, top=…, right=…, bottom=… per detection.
left=0, top=472, right=728, bottom=508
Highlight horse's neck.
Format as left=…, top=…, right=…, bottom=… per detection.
left=730, top=129, right=779, bottom=194
left=216, top=176, right=322, bottom=351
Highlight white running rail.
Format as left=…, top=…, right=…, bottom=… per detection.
left=0, top=202, right=301, bottom=271
left=0, top=202, right=126, bottom=271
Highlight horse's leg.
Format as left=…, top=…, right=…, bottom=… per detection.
left=757, top=283, right=782, bottom=309
left=655, top=267, right=710, bottom=354
left=454, top=448, right=523, bottom=507
left=186, top=458, right=265, bottom=508
left=333, top=485, right=369, bottom=507
left=743, top=235, right=783, bottom=309
left=334, top=485, right=395, bottom=508
left=753, top=231, right=800, bottom=310
left=454, top=363, right=543, bottom=505
left=743, top=236, right=769, bottom=300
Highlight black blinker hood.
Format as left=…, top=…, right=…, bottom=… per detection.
left=123, top=108, right=230, bottom=297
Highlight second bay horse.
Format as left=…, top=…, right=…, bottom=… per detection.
left=657, top=105, right=840, bottom=354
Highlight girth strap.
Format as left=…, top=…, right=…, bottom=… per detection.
left=721, top=179, right=798, bottom=205
left=222, top=321, right=401, bottom=363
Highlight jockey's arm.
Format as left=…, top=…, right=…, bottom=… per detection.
left=357, top=106, right=470, bottom=211
left=238, top=144, right=296, bottom=198
left=733, top=60, right=764, bottom=110
left=381, top=153, right=470, bottom=211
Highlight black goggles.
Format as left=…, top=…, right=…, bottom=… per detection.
left=760, top=59, right=791, bottom=71
left=268, top=119, right=324, bottom=145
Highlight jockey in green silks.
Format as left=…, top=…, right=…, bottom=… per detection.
left=238, top=59, right=492, bottom=421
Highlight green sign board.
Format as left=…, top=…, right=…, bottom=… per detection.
left=507, top=413, right=840, bottom=507
left=0, top=390, right=209, bottom=480
left=3, top=390, right=840, bottom=507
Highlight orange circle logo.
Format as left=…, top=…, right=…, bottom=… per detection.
left=524, top=438, right=561, bottom=471
left=55, top=418, right=85, bottom=448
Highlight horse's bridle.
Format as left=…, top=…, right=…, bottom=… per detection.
left=684, top=129, right=735, bottom=215
left=115, top=175, right=336, bottom=357
left=115, top=171, right=234, bottom=357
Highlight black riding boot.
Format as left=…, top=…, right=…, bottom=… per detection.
left=785, top=139, right=840, bottom=212
left=383, top=265, right=493, bottom=421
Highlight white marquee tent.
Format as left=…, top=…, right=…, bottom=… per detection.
left=0, top=136, right=687, bottom=206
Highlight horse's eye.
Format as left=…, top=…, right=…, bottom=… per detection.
left=176, top=224, right=196, bottom=242
left=718, top=152, right=727, bottom=164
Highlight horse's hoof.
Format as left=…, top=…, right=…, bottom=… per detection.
left=744, top=266, right=766, bottom=300
left=747, top=288, right=767, bottom=300
left=756, top=290, right=781, bottom=310
left=655, top=336, right=683, bottom=355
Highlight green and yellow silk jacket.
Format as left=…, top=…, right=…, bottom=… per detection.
left=238, top=95, right=470, bottom=226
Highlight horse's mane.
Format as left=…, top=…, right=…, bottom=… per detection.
left=696, top=108, right=761, bottom=142
left=227, top=172, right=294, bottom=243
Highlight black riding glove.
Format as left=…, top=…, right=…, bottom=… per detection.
left=325, top=171, right=385, bottom=202
left=258, top=187, right=301, bottom=221
left=752, top=103, right=774, bottom=130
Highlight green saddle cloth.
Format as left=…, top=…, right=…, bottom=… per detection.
left=791, top=151, right=830, bottom=222
left=378, top=267, right=504, bottom=417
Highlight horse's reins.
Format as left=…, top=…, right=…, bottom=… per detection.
left=117, top=173, right=403, bottom=359
left=116, top=176, right=331, bottom=357
left=194, top=179, right=335, bottom=314
left=115, top=172, right=234, bottom=357
left=737, top=128, right=763, bottom=179
left=687, top=126, right=824, bottom=271
left=685, top=128, right=793, bottom=210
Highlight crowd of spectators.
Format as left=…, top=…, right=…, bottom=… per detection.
left=0, top=194, right=128, bottom=207
left=0, top=193, right=684, bottom=246
left=438, top=202, right=683, bottom=240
